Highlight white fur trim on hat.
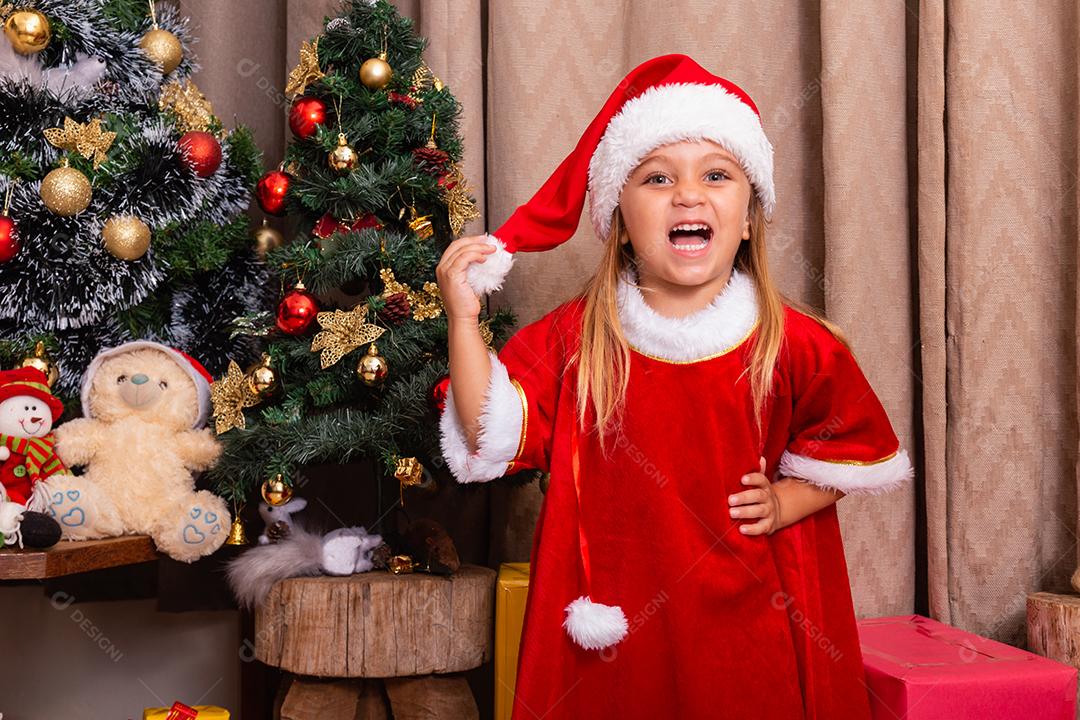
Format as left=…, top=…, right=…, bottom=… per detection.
left=616, top=267, right=758, bottom=362
left=779, top=448, right=914, bottom=495
left=465, top=234, right=514, bottom=296
left=564, top=595, right=628, bottom=651
left=439, top=351, right=524, bottom=483
left=588, top=82, right=776, bottom=239
left=81, top=341, right=213, bottom=429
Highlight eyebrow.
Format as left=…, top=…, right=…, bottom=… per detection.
left=636, top=152, right=739, bottom=169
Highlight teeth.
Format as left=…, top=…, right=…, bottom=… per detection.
left=672, top=223, right=710, bottom=233
left=673, top=241, right=708, bottom=251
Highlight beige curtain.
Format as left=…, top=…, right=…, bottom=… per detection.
left=175, top=0, right=1080, bottom=645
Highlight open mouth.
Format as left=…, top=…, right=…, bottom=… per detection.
left=668, top=222, right=713, bottom=252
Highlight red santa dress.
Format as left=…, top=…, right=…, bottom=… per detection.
left=440, top=268, right=913, bottom=720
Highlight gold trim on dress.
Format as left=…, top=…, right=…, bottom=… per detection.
left=505, top=378, right=528, bottom=474
left=812, top=449, right=899, bottom=466
left=629, top=321, right=760, bottom=365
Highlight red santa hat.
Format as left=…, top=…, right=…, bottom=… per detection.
left=80, top=341, right=214, bottom=429
left=0, top=367, right=64, bottom=421
left=466, top=53, right=775, bottom=295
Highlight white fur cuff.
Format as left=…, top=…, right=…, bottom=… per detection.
left=465, top=234, right=514, bottom=295
left=439, top=352, right=524, bottom=483
left=779, top=448, right=914, bottom=495
left=564, top=595, right=628, bottom=651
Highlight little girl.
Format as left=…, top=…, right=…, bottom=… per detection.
left=437, top=55, right=912, bottom=720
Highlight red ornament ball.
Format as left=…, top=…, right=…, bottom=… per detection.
left=178, top=131, right=222, bottom=177
left=430, top=374, right=450, bottom=413
left=276, top=284, right=319, bottom=335
left=0, top=215, right=19, bottom=263
left=289, top=96, right=327, bottom=139
left=256, top=170, right=291, bottom=216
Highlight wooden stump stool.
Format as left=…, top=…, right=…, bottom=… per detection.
left=256, top=564, right=496, bottom=720
left=1028, top=591, right=1080, bottom=666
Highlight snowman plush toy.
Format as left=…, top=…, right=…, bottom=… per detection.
left=0, top=367, right=66, bottom=548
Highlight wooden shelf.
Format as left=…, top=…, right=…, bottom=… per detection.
left=0, top=535, right=159, bottom=580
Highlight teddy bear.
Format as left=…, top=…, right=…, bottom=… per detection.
left=41, top=341, right=230, bottom=563
left=0, top=366, right=66, bottom=548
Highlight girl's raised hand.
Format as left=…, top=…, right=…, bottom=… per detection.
left=435, top=236, right=497, bottom=321
left=728, top=457, right=780, bottom=536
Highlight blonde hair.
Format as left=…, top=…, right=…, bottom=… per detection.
left=573, top=194, right=849, bottom=452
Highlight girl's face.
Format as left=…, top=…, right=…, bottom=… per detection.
left=619, top=140, right=752, bottom=294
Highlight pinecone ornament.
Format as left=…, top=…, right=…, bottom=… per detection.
left=382, top=292, right=411, bottom=325
left=412, top=145, right=450, bottom=175
left=371, top=541, right=393, bottom=570
left=265, top=520, right=292, bottom=543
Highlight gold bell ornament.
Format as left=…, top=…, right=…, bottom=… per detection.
left=20, top=341, right=59, bottom=388
left=357, top=342, right=389, bottom=387
left=261, top=474, right=293, bottom=506
left=139, top=0, right=183, bottom=74
left=3, top=8, right=51, bottom=54
left=225, top=515, right=250, bottom=546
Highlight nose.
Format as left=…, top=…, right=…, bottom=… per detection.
left=30, top=417, right=42, bottom=424
left=673, top=178, right=705, bottom=206
left=131, top=374, right=149, bottom=385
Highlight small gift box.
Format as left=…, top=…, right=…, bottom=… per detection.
left=142, top=702, right=230, bottom=719
left=858, top=614, right=1076, bottom=720
left=495, top=562, right=531, bottom=720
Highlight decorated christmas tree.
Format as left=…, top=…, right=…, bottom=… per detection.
left=207, top=0, right=513, bottom=518
left=0, top=0, right=266, bottom=408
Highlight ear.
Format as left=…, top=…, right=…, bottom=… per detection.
left=289, top=498, right=308, bottom=512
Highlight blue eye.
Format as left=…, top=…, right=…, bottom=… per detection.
left=644, top=173, right=670, bottom=184
left=706, top=171, right=728, bottom=182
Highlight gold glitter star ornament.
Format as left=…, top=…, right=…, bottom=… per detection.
left=211, top=360, right=262, bottom=434
left=159, top=79, right=214, bottom=133
left=285, top=38, right=325, bottom=97
left=44, top=117, right=116, bottom=169
left=310, top=304, right=386, bottom=369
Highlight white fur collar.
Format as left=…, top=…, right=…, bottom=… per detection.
left=616, top=267, right=759, bottom=362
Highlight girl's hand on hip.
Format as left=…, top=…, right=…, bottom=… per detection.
left=435, top=235, right=496, bottom=322
left=728, top=457, right=780, bottom=536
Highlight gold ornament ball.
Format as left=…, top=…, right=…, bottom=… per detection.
left=102, top=215, right=151, bottom=260
left=139, top=27, right=183, bottom=74
left=20, top=341, right=59, bottom=388
left=246, top=354, right=278, bottom=399
left=252, top=223, right=283, bottom=258
left=40, top=166, right=92, bottom=216
left=359, top=55, right=393, bottom=90
left=357, top=343, right=389, bottom=387
left=3, top=9, right=51, bottom=55
left=261, top=475, right=294, bottom=506
left=328, top=133, right=359, bottom=172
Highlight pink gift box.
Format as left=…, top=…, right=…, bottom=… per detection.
left=858, top=614, right=1077, bottom=720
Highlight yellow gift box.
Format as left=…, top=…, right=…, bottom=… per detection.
left=143, top=706, right=229, bottom=719
left=495, top=562, right=531, bottom=720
